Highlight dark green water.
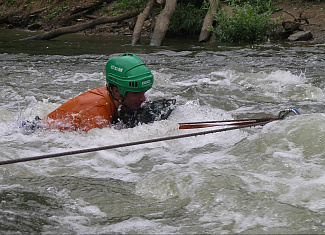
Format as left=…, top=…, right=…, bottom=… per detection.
left=0, top=29, right=207, bottom=55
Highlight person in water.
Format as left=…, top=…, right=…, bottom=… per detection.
left=43, top=53, right=154, bottom=132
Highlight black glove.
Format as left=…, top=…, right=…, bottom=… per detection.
left=118, top=99, right=176, bottom=128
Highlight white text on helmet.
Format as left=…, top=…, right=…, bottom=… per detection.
left=111, top=65, right=123, bottom=72
left=142, top=80, right=151, bottom=85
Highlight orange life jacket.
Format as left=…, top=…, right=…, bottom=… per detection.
left=44, top=86, right=117, bottom=132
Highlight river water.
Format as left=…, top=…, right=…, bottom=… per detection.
left=1, top=29, right=325, bottom=233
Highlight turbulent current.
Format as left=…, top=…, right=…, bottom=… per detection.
left=1, top=29, right=325, bottom=233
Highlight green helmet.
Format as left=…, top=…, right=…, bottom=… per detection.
left=106, top=53, right=154, bottom=97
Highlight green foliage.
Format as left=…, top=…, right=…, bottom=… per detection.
left=3, top=0, right=17, bottom=6
left=222, top=0, right=274, bottom=12
left=110, top=0, right=206, bottom=35
left=44, top=3, right=70, bottom=22
left=112, top=0, right=147, bottom=14
left=178, top=0, right=207, bottom=8
left=211, top=4, right=277, bottom=42
left=24, top=0, right=36, bottom=8
left=169, top=2, right=206, bottom=35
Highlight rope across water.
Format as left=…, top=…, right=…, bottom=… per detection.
left=0, top=108, right=300, bottom=166
left=0, top=119, right=273, bottom=166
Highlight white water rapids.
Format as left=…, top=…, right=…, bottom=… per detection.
left=1, top=31, right=325, bottom=233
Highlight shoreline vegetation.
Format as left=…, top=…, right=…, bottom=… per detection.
left=1, top=0, right=325, bottom=45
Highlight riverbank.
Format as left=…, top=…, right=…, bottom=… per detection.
left=273, top=0, right=325, bottom=42
left=1, top=0, right=325, bottom=42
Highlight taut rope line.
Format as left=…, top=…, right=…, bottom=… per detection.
left=0, top=120, right=273, bottom=166
left=178, top=118, right=275, bottom=129
left=179, top=117, right=272, bottom=125
left=0, top=108, right=300, bottom=166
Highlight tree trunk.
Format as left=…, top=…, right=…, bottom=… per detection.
left=21, top=10, right=141, bottom=41
left=199, top=0, right=218, bottom=43
left=150, top=0, right=177, bottom=46
left=132, top=0, right=155, bottom=45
